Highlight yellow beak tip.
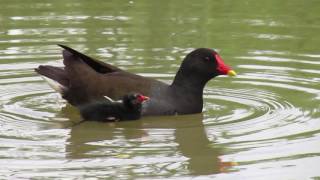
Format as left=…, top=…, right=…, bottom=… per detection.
left=227, top=70, right=237, bottom=77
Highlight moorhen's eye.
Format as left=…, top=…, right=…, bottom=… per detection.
left=204, top=57, right=210, bottom=62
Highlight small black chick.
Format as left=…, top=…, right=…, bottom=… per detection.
left=79, top=93, right=149, bottom=121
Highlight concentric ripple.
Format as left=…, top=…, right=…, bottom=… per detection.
left=1, top=52, right=320, bottom=179
left=203, top=88, right=302, bottom=139
left=1, top=64, right=319, bottom=179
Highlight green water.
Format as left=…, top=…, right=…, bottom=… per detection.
left=0, top=0, right=320, bottom=179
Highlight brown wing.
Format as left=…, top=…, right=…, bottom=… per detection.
left=58, top=44, right=122, bottom=73
left=36, top=44, right=163, bottom=106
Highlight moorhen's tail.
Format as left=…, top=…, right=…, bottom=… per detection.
left=35, top=65, right=68, bottom=93
left=35, top=44, right=126, bottom=106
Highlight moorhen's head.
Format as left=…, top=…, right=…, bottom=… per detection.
left=173, top=48, right=236, bottom=87
left=122, top=93, right=150, bottom=110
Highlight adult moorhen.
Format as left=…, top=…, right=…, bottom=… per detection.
left=79, top=93, right=149, bottom=121
left=35, top=45, right=236, bottom=116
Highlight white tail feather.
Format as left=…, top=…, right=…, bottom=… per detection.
left=41, top=76, right=65, bottom=93
left=103, top=96, right=122, bottom=103
left=103, top=96, right=114, bottom=102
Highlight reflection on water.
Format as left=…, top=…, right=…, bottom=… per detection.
left=66, top=114, right=237, bottom=177
left=1, top=0, right=320, bottom=179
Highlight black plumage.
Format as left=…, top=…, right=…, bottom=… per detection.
left=79, top=93, right=149, bottom=121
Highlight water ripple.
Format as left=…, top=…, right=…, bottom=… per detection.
left=0, top=10, right=319, bottom=178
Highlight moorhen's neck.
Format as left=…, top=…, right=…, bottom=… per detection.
left=171, top=69, right=213, bottom=94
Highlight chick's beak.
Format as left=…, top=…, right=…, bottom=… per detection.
left=141, top=95, right=150, bottom=101
left=137, top=95, right=150, bottom=103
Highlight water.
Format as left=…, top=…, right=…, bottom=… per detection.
left=0, top=0, right=320, bottom=179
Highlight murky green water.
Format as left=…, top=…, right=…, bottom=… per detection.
left=1, top=0, right=320, bottom=179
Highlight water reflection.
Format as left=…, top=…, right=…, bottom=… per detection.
left=66, top=113, right=236, bottom=175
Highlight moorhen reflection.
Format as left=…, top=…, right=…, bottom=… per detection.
left=66, top=114, right=236, bottom=174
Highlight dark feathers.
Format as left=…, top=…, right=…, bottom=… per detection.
left=79, top=93, right=149, bottom=121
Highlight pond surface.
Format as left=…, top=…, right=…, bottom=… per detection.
left=1, top=0, right=320, bottom=179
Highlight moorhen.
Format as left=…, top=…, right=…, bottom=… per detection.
left=35, top=45, right=236, bottom=116
left=79, top=93, right=149, bottom=121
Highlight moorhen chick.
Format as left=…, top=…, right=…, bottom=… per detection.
left=79, top=93, right=149, bottom=121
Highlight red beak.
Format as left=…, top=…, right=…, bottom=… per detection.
left=137, top=95, right=150, bottom=103
left=214, top=53, right=237, bottom=76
